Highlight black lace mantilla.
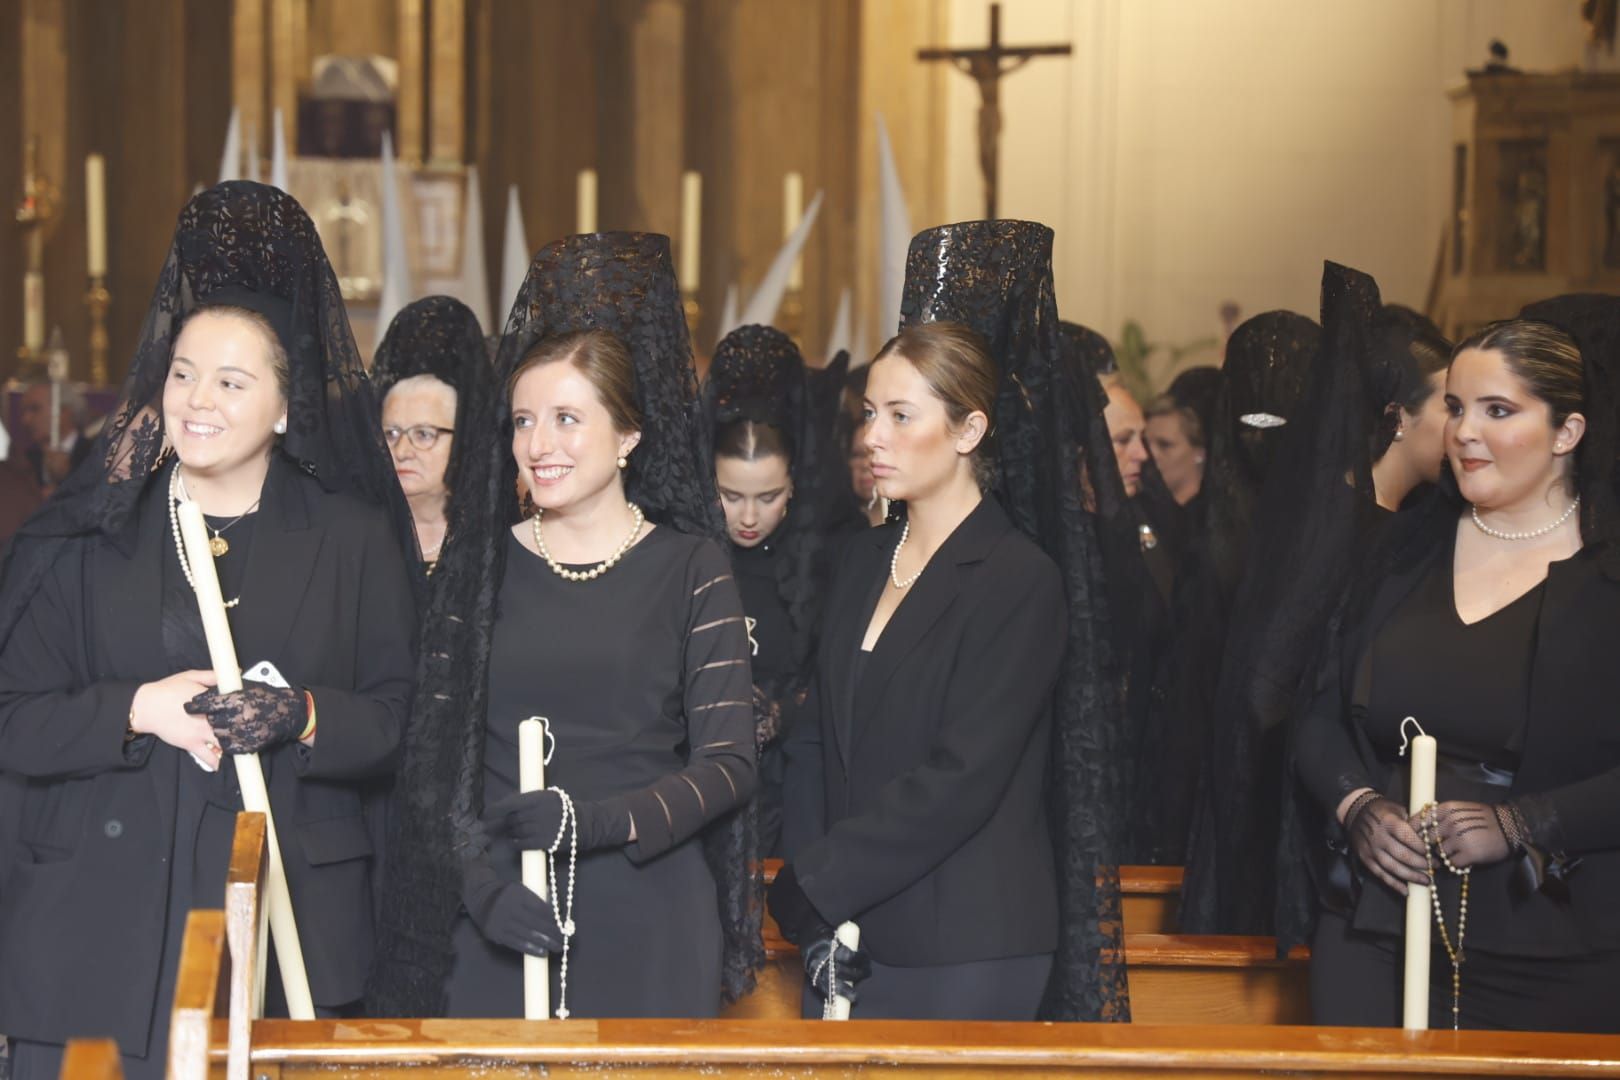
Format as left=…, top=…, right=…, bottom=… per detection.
left=368, top=232, right=763, bottom=1017
left=900, top=220, right=1132, bottom=1023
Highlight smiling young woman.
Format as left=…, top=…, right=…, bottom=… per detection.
left=1295, top=305, right=1620, bottom=1033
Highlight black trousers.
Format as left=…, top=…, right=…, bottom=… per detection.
left=1311, top=908, right=1620, bottom=1033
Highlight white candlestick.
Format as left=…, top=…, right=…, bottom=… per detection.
left=784, top=172, right=804, bottom=291
left=576, top=169, right=597, bottom=235
left=680, top=171, right=702, bottom=292
left=1402, top=730, right=1437, bottom=1030
left=86, top=153, right=107, bottom=278
left=175, top=502, right=316, bottom=1021
left=23, top=271, right=45, bottom=353
left=824, top=921, right=860, bottom=1021
left=518, top=718, right=552, bottom=1019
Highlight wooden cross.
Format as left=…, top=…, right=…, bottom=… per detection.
left=917, top=4, right=1071, bottom=220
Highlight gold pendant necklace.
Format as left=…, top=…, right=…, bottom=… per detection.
left=209, top=532, right=230, bottom=558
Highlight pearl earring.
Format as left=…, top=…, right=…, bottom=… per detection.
left=1393, top=430, right=1404, bottom=442
left=273, top=418, right=287, bottom=435
left=617, top=455, right=628, bottom=470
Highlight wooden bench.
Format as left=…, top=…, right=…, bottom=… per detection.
left=55, top=1040, right=124, bottom=1080
left=155, top=816, right=1620, bottom=1079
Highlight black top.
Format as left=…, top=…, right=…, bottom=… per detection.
left=730, top=541, right=795, bottom=684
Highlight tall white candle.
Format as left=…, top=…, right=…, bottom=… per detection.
left=1402, top=729, right=1437, bottom=1030
left=23, top=271, right=45, bottom=353
left=825, top=921, right=861, bottom=1021
left=679, top=171, right=702, bottom=293
left=518, top=718, right=552, bottom=1020
left=784, top=172, right=804, bottom=291
left=85, top=153, right=107, bottom=278
left=576, top=169, right=597, bottom=235
left=175, top=502, right=316, bottom=1021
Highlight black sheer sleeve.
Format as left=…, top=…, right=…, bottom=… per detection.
left=1294, top=613, right=1376, bottom=816
left=621, top=539, right=757, bottom=863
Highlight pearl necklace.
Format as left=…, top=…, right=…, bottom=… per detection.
left=168, top=464, right=242, bottom=609
left=531, top=503, right=645, bottom=582
left=890, top=520, right=925, bottom=590
left=1470, top=495, right=1579, bottom=541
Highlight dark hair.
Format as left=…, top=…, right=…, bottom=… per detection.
left=1454, top=318, right=1584, bottom=427
left=873, top=321, right=997, bottom=487
left=180, top=304, right=291, bottom=400
left=715, top=417, right=792, bottom=465
left=509, top=328, right=643, bottom=434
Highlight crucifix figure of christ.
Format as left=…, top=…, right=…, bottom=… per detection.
left=918, top=3, right=1072, bottom=220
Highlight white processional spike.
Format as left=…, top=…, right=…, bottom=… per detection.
left=456, top=166, right=492, bottom=334
left=715, top=283, right=741, bottom=346
left=219, top=107, right=242, bottom=184
left=375, top=131, right=412, bottom=337
left=244, top=122, right=262, bottom=185
left=876, top=112, right=913, bottom=342
left=270, top=109, right=290, bottom=193
left=824, top=287, right=852, bottom=364
left=738, top=189, right=824, bottom=328
left=498, top=185, right=530, bottom=329
left=851, top=305, right=873, bottom=369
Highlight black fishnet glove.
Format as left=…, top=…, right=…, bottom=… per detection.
left=461, top=856, right=563, bottom=958
left=481, top=789, right=632, bottom=852
left=184, top=685, right=308, bottom=755
left=1346, top=793, right=1429, bottom=895
left=802, top=933, right=873, bottom=1005
left=1424, top=800, right=1511, bottom=869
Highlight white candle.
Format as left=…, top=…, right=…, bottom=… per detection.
left=1402, top=729, right=1437, bottom=1030
left=175, top=502, right=316, bottom=1021
left=825, top=921, right=860, bottom=1021
left=784, top=172, right=804, bottom=291
left=518, top=717, right=552, bottom=1020
left=85, top=154, right=107, bottom=278
left=680, top=171, right=702, bottom=293
left=23, top=271, right=45, bottom=353
left=576, top=169, right=597, bottom=235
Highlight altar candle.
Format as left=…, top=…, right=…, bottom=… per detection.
left=85, top=153, right=107, bottom=278
left=23, top=271, right=45, bottom=353
left=175, top=502, right=316, bottom=1020
left=784, top=172, right=804, bottom=291
left=576, top=169, right=597, bottom=235
left=680, top=171, right=702, bottom=292
left=1402, top=728, right=1437, bottom=1030
left=825, top=921, right=861, bottom=1021
left=518, top=717, right=552, bottom=1020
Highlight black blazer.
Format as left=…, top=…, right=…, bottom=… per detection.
left=780, top=497, right=1064, bottom=966
left=0, top=460, right=415, bottom=1051
left=1297, top=525, right=1620, bottom=952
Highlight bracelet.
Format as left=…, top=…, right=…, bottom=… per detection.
left=1344, top=789, right=1381, bottom=830
left=299, top=690, right=318, bottom=742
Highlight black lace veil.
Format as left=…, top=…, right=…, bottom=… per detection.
left=369, top=232, right=762, bottom=1016
left=0, top=180, right=412, bottom=649
left=371, top=294, right=497, bottom=529
left=899, top=220, right=1132, bottom=1022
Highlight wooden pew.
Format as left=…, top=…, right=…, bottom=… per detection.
left=55, top=1040, right=124, bottom=1080
left=748, top=860, right=1306, bottom=1024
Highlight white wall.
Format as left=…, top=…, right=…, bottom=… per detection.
left=939, top=0, right=1591, bottom=383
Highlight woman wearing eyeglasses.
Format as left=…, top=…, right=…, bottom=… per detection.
left=373, top=297, right=494, bottom=576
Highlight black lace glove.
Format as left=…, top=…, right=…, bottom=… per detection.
left=1424, top=800, right=1511, bottom=869
left=461, top=856, right=564, bottom=958
left=481, top=789, right=632, bottom=852
left=185, top=685, right=308, bottom=755
left=1345, top=792, right=1429, bottom=895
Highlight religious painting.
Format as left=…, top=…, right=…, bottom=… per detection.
left=1494, top=138, right=1547, bottom=273
left=1452, top=144, right=1468, bottom=276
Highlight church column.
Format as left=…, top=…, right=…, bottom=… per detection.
left=429, top=0, right=465, bottom=165
left=397, top=0, right=425, bottom=162
left=232, top=0, right=267, bottom=161
left=269, top=0, right=307, bottom=161
left=0, top=0, right=20, bottom=379
left=597, top=0, right=686, bottom=238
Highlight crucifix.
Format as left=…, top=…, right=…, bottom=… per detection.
left=918, top=3, right=1071, bottom=220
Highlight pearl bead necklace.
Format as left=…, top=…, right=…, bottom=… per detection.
left=531, top=503, right=645, bottom=582
left=1470, top=495, right=1579, bottom=541
left=890, top=520, right=925, bottom=590
left=168, top=463, right=242, bottom=609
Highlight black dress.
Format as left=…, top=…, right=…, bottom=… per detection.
left=731, top=539, right=796, bottom=855
left=445, top=527, right=755, bottom=1019
left=1309, top=529, right=1620, bottom=1031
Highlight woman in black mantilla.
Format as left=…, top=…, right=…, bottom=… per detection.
left=371, top=295, right=495, bottom=577
left=703, top=324, right=831, bottom=856
left=1298, top=299, right=1620, bottom=1031
left=368, top=232, right=761, bottom=1020
left=0, top=182, right=417, bottom=1079
left=1130, top=310, right=1320, bottom=865
left=1179, top=262, right=1451, bottom=940
left=772, top=221, right=1135, bottom=1022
